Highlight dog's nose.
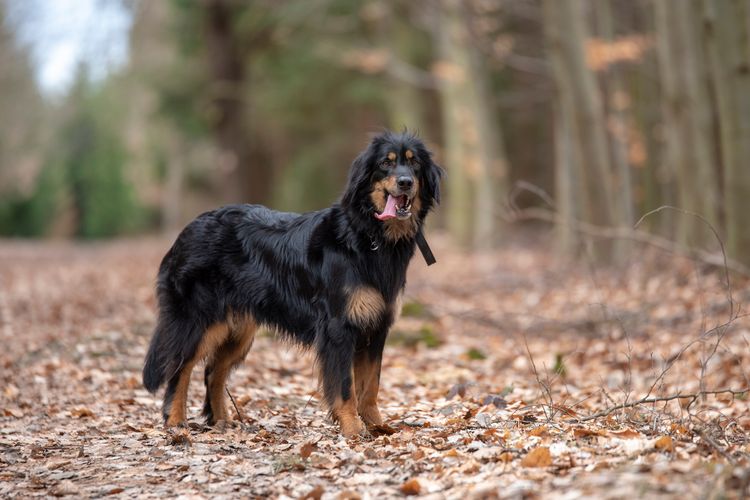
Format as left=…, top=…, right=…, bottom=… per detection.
left=397, top=176, right=413, bottom=190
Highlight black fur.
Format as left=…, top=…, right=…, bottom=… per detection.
left=142, top=130, right=442, bottom=427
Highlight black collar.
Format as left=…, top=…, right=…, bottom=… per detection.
left=369, top=228, right=436, bottom=266
left=415, top=229, right=436, bottom=266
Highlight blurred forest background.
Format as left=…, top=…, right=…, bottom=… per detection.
left=0, top=0, right=749, bottom=267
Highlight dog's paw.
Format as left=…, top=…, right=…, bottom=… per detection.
left=340, top=416, right=367, bottom=438
left=359, top=404, right=384, bottom=426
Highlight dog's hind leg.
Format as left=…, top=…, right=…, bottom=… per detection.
left=163, top=322, right=229, bottom=427
left=163, top=358, right=198, bottom=427
left=202, top=314, right=257, bottom=424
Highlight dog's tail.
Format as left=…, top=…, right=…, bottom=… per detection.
left=142, top=318, right=172, bottom=392
left=143, top=315, right=202, bottom=393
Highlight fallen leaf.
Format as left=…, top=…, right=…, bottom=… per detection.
left=460, top=459, right=480, bottom=473
left=654, top=435, right=674, bottom=452
left=521, top=446, right=552, bottom=467
left=574, top=427, right=605, bottom=439
left=50, top=480, right=79, bottom=497
left=4, top=384, right=19, bottom=398
left=300, top=441, right=316, bottom=459
left=447, top=382, right=469, bottom=399
left=529, top=425, right=549, bottom=437
left=338, top=491, right=362, bottom=500
left=608, top=428, right=641, bottom=439
left=70, top=407, right=95, bottom=418
left=300, top=485, right=324, bottom=500
left=368, top=423, right=397, bottom=436
left=482, top=395, right=507, bottom=408
left=400, top=478, right=421, bottom=496
left=475, top=412, right=492, bottom=428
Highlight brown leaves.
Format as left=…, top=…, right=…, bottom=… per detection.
left=166, top=428, right=191, bottom=447
left=49, top=480, right=79, bottom=497
left=608, top=429, right=641, bottom=440
left=70, top=407, right=95, bottom=418
left=300, top=485, right=324, bottom=500
left=299, top=441, right=316, bottom=459
left=654, top=436, right=675, bottom=453
left=400, top=478, right=421, bottom=496
left=3, top=408, right=23, bottom=418
left=1, top=239, right=749, bottom=498
left=521, top=446, right=552, bottom=468
left=573, top=427, right=605, bottom=439
left=367, top=423, right=398, bottom=437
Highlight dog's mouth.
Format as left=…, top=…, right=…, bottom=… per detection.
left=374, top=193, right=412, bottom=221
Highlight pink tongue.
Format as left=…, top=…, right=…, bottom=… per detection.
left=375, top=194, right=399, bottom=221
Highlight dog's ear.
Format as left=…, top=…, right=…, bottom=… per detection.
left=341, top=145, right=376, bottom=208
left=424, top=160, right=444, bottom=205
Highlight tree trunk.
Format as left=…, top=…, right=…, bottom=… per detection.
left=162, top=131, right=185, bottom=231
left=434, top=0, right=509, bottom=249
left=654, top=0, right=719, bottom=247
left=593, top=0, right=634, bottom=234
left=437, top=0, right=474, bottom=247
left=202, top=0, right=269, bottom=204
left=383, top=4, right=425, bottom=133
left=702, top=0, right=750, bottom=267
left=542, top=0, right=620, bottom=262
left=553, top=100, right=578, bottom=257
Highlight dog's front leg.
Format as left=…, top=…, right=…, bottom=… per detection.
left=317, top=321, right=366, bottom=437
left=354, top=335, right=385, bottom=426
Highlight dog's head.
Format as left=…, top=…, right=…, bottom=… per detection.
left=342, top=131, right=443, bottom=241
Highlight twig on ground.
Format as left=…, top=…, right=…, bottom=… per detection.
left=575, top=387, right=749, bottom=422
left=524, top=334, right=557, bottom=421
left=225, top=386, right=244, bottom=423
left=696, top=427, right=737, bottom=465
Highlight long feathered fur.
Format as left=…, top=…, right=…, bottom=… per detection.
left=142, top=130, right=442, bottom=434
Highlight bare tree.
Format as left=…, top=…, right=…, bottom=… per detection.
left=433, top=0, right=509, bottom=249
left=542, top=0, right=621, bottom=262
left=702, top=0, right=750, bottom=267
left=654, top=1, right=719, bottom=247
left=202, top=0, right=270, bottom=204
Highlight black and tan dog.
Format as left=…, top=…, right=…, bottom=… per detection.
left=142, top=131, right=442, bottom=437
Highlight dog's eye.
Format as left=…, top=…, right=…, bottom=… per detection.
left=382, top=159, right=394, bottom=168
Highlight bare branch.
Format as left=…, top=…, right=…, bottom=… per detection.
left=574, top=387, right=749, bottom=422
left=225, top=386, right=244, bottom=423
left=635, top=205, right=735, bottom=320
left=505, top=206, right=750, bottom=277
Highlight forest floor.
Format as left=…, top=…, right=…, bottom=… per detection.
left=1, top=234, right=749, bottom=499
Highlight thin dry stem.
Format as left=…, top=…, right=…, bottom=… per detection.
left=575, top=387, right=749, bottom=422
left=225, top=386, right=244, bottom=423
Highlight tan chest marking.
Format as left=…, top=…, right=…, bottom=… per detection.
left=346, top=286, right=386, bottom=327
